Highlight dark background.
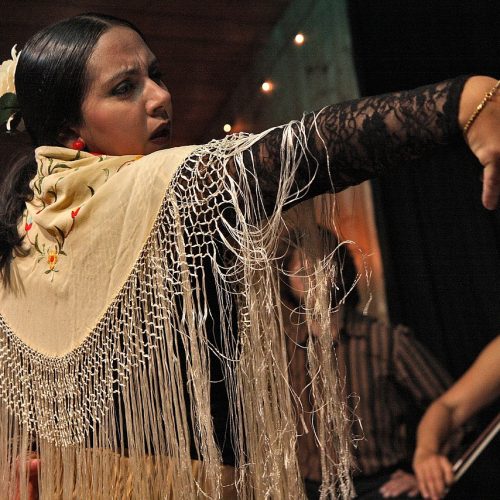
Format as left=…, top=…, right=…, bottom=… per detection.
left=348, top=1, right=499, bottom=496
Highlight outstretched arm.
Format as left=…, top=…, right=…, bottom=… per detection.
left=245, top=75, right=499, bottom=215
left=173, top=75, right=498, bottom=238
left=413, top=336, right=500, bottom=499
left=168, top=75, right=499, bottom=278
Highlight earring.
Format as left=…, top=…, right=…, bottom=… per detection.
left=72, top=138, right=85, bottom=151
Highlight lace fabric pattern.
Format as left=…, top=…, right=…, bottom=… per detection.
left=242, top=76, right=465, bottom=212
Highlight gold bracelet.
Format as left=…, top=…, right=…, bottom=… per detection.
left=463, top=80, right=500, bottom=135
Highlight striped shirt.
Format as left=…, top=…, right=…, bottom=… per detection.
left=285, top=307, right=453, bottom=480
left=339, top=309, right=453, bottom=476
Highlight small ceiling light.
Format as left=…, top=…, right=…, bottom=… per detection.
left=294, top=33, right=305, bottom=45
left=223, top=123, right=232, bottom=133
left=261, top=80, right=274, bottom=93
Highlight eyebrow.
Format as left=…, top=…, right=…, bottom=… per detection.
left=107, top=59, right=160, bottom=84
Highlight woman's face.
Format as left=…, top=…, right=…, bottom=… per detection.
left=74, top=26, right=172, bottom=156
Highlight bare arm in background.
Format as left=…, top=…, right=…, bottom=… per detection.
left=413, top=336, right=500, bottom=499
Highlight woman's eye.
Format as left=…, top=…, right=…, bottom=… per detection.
left=112, top=80, right=134, bottom=96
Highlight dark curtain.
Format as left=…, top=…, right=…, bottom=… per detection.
left=347, top=0, right=500, bottom=373
left=348, top=1, right=499, bottom=495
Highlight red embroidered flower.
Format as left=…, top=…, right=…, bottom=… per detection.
left=47, top=249, right=58, bottom=270
left=71, top=207, right=81, bottom=219
left=25, top=222, right=32, bottom=231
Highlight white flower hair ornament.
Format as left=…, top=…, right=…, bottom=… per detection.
left=0, top=45, right=23, bottom=132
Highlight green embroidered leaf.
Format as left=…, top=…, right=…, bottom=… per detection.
left=59, top=250, right=67, bottom=256
left=48, top=163, right=71, bottom=174
left=88, top=185, right=95, bottom=196
left=44, top=270, right=51, bottom=274
left=102, top=168, right=110, bottom=180
left=34, top=234, right=42, bottom=254
left=54, top=225, right=66, bottom=248
left=74, top=150, right=81, bottom=160
left=33, top=178, right=42, bottom=195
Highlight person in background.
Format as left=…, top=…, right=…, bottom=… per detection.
left=281, top=232, right=458, bottom=499
left=413, top=335, right=500, bottom=500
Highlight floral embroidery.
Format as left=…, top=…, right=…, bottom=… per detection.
left=47, top=249, right=58, bottom=271
left=31, top=155, right=77, bottom=212
left=25, top=152, right=138, bottom=280
left=25, top=213, right=71, bottom=280
left=25, top=189, right=82, bottom=279
left=25, top=215, right=33, bottom=232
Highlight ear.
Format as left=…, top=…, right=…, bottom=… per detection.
left=57, top=125, right=83, bottom=149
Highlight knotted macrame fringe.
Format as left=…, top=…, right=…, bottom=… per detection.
left=1, top=116, right=356, bottom=498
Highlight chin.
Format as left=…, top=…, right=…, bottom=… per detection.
left=146, top=141, right=171, bottom=155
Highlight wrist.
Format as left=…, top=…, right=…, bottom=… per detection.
left=459, top=76, right=499, bottom=131
left=414, top=445, right=439, bottom=461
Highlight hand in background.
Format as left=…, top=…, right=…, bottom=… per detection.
left=378, top=469, right=419, bottom=498
left=413, top=450, right=453, bottom=499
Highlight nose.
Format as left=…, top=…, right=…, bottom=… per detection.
left=146, top=80, right=172, bottom=118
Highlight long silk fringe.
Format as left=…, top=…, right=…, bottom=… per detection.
left=0, top=117, right=355, bottom=498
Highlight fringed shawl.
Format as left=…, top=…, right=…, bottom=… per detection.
left=0, top=124, right=354, bottom=498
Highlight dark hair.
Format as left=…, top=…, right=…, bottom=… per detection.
left=0, top=13, right=143, bottom=284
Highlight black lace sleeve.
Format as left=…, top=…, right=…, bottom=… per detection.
left=169, top=76, right=469, bottom=237
left=244, top=75, right=469, bottom=214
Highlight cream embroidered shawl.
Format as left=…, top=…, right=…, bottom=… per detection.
left=0, top=130, right=353, bottom=499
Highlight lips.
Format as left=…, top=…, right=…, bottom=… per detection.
left=149, top=122, right=171, bottom=143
